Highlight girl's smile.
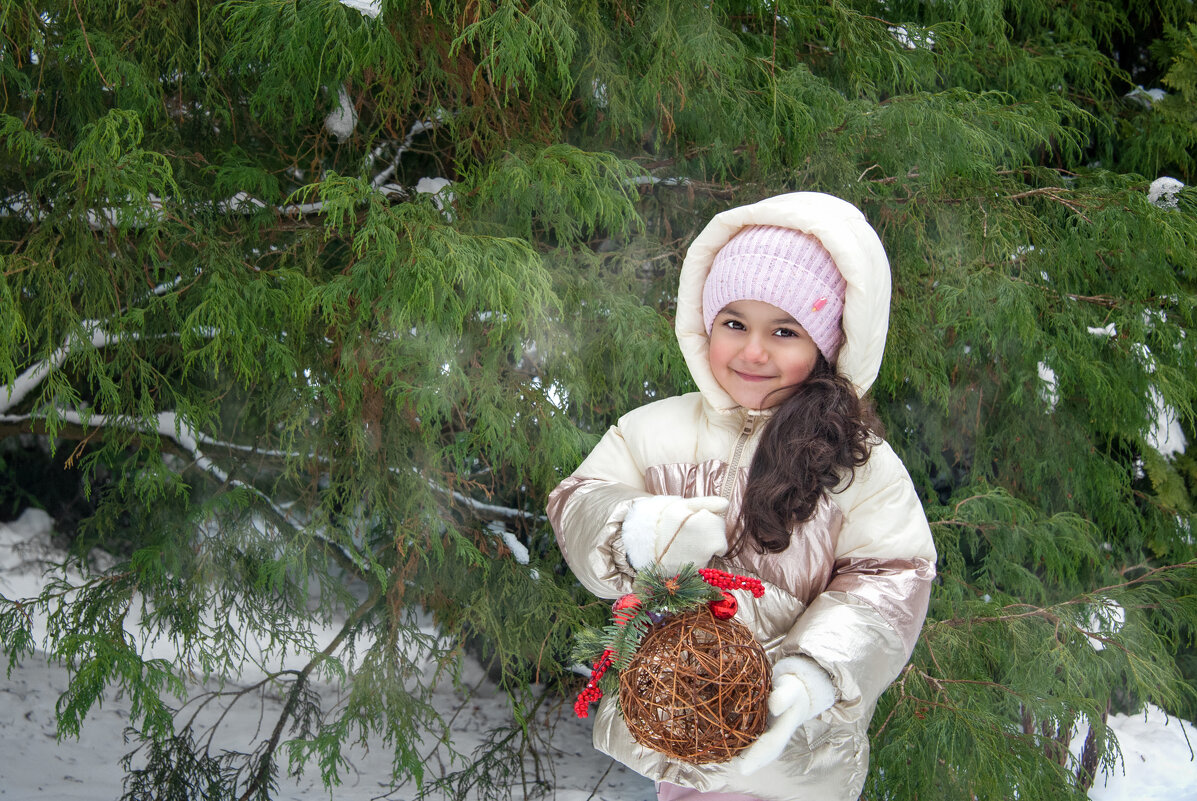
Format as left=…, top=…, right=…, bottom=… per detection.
left=707, top=299, right=820, bottom=409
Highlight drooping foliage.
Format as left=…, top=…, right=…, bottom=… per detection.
left=1, top=1, right=1196, bottom=799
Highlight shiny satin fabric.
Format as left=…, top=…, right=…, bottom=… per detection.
left=657, top=781, right=765, bottom=801
left=828, top=557, right=936, bottom=654
left=547, top=475, right=640, bottom=599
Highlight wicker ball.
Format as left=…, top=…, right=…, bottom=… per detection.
left=618, top=606, right=771, bottom=764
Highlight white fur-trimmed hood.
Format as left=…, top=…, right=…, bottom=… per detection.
left=676, top=193, right=892, bottom=411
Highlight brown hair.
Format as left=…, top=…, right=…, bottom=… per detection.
left=730, top=354, right=881, bottom=555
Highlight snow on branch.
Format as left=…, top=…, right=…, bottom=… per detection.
left=338, top=0, right=381, bottom=18
left=1149, top=176, right=1184, bottom=210
left=370, top=117, right=441, bottom=189
left=486, top=520, right=529, bottom=565
left=629, top=175, right=690, bottom=188
left=324, top=86, right=358, bottom=142
left=188, top=438, right=540, bottom=532
left=2, top=115, right=441, bottom=226
left=1, top=406, right=267, bottom=507
left=163, top=428, right=541, bottom=561
left=420, top=471, right=543, bottom=526
left=2, top=323, right=123, bottom=414
left=177, top=432, right=541, bottom=532
left=1, top=277, right=193, bottom=415
left=0, top=405, right=368, bottom=574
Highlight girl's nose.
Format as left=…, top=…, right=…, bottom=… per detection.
left=742, top=336, right=769, bottom=362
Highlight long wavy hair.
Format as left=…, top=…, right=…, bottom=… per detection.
left=729, top=353, right=881, bottom=555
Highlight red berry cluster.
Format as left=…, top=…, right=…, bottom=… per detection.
left=574, top=649, right=613, bottom=718
left=576, top=594, right=643, bottom=717
left=698, top=568, right=765, bottom=598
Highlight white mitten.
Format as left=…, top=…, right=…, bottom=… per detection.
left=621, top=495, right=730, bottom=573
left=733, top=656, right=837, bottom=776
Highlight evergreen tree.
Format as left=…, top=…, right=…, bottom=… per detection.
left=2, top=1, right=1196, bottom=799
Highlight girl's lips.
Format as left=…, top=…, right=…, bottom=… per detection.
left=733, top=370, right=774, bottom=382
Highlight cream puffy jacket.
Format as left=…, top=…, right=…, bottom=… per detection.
left=548, top=193, right=937, bottom=801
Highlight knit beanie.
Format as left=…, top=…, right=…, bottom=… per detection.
left=702, top=225, right=847, bottom=362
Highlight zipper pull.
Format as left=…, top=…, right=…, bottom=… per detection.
left=721, top=412, right=758, bottom=501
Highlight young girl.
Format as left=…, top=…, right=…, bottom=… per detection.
left=547, top=192, right=937, bottom=801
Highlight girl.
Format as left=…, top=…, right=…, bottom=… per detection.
left=548, top=192, right=936, bottom=801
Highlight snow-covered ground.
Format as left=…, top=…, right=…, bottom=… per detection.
left=0, top=508, right=652, bottom=800
left=1, top=508, right=1194, bottom=800
left=0, top=651, right=654, bottom=800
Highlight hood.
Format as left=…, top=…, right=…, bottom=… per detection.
left=675, top=192, right=892, bottom=413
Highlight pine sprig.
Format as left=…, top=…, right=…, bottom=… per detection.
left=632, top=563, right=724, bottom=611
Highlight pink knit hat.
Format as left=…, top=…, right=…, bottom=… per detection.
left=702, top=225, right=847, bottom=361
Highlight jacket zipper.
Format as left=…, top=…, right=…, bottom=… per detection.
left=720, top=411, right=757, bottom=501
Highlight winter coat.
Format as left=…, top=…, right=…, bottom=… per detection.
left=547, top=193, right=937, bottom=801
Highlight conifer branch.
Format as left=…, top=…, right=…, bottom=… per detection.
left=928, top=560, right=1197, bottom=641
left=237, top=587, right=382, bottom=801
left=1004, top=186, right=1092, bottom=220
left=1, top=323, right=123, bottom=413
left=1008, top=273, right=1125, bottom=309
left=71, top=0, right=112, bottom=88
left=165, top=435, right=540, bottom=529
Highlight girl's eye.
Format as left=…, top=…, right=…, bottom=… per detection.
left=774, top=328, right=800, bottom=338
left=721, top=319, right=746, bottom=331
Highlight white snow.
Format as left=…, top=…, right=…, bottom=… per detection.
left=629, top=175, right=690, bottom=187
left=1038, top=361, right=1060, bottom=410
left=889, top=25, right=935, bottom=49
left=417, top=176, right=455, bottom=219
left=416, top=176, right=453, bottom=197
left=1148, top=177, right=1184, bottom=209
left=487, top=520, right=530, bottom=565
left=2, top=509, right=1195, bottom=799
left=1147, top=386, right=1187, bottom=458
left=1078, top=705, right=1197, bottom=801
left=217, top=191, right=268, bottom=212
left=338, top=0, right=381, bottom=18
left=324, top=86, right=358, bottom=141
left=1126, top=86, right=1167, bottom=108
left=1010, top=244, right=1035, bottom=261
left=592, top=77, right=609, bottom=108
left=1083, top=601, right=1125, bottom=651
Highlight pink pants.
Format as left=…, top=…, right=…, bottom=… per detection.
left=656, top=782, right=763, bottom=801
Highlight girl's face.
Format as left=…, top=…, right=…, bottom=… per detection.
left=708, top=300, right=820, bottom=409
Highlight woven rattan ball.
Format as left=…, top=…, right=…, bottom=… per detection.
left=618, top=606, right=771, bottom=764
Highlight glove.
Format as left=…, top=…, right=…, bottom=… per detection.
left=732, top=656, right=837, bottom=776
left=620, top=495, right=730, bottom=573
